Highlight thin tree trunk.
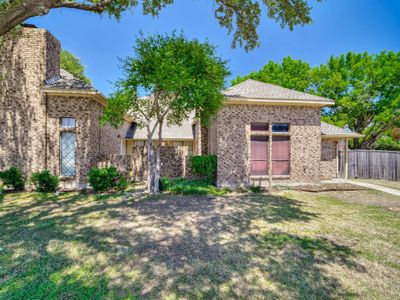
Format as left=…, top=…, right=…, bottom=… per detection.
left=146, top=126, right=155, bottom=194
left=153, top=120, right=163, bottom=194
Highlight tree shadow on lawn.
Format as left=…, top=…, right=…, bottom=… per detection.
left=0, top=191, right=365, bottom=299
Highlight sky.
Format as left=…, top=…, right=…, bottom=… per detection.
left=29, top=0, right=400, bottom=96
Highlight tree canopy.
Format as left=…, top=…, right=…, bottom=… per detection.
left=0, top=0, right=321, bottom=50
left=60, top=49, right=91, bottom=84
left=102, top=33, right=229, bottom=193
left=232, top=51, right=400, bottom=149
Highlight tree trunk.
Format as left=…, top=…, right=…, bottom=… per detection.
left=153, top=121, right=163, bottom=194
left=0, top=0, right=60, bottom=36
left=146, top=127, right=155, bottom=194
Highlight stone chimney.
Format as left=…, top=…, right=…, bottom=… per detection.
left=0, top=26, right=61, bottom=176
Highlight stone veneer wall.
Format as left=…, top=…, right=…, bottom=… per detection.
left=320, top=139, right=338, bottom=180
left=0, top=27, right=60, bottom=177
left=214, top=104, right=322, bottom=187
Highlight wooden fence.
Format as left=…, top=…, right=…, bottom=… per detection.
left=339, top=150, right=400, bottom=181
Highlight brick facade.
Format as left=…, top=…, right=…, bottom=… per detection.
left=0, top=28, right=59, bottom=177
left=0, top=27, right=126, bottom=189
left=320, top=139, right=339, bottom=180
left=210, top=104, right=322, bottom=187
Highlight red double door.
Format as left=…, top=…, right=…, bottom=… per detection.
left=250, top=136, right=290, bottom=176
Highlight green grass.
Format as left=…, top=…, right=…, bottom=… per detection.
left=160, top=177, right=230, bottom=195
left=354, top=179, right=400, bottom=191
left=0, top=189, right=399, bottom=299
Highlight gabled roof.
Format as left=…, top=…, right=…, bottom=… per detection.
left=126, top=115, right=196, bottom=140
left=321, top=122, right=364, bottom=139
left=223, top=79, right=334, bottom=106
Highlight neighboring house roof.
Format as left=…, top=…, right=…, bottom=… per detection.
left=321, top=121, right=364, bottom=139
left=127, top=116, right=196, bottom=140
left=223, top=79, right=334, bottom=106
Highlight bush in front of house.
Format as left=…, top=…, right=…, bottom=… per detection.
left=160, top=177, right=230, bottom=196
left=0, top=167, right=25, bottom=191
left=30, top=170, right=59, bottom=193
left=88, top=167, right=128, bottom=193
left=190, top=155, right=217, bottom=184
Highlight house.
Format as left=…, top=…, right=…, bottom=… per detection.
left=121, top=79, right=362, bottom=187
left=0, top=26, right=130, bottom=190
left=1, top=26, right=362, bottom=190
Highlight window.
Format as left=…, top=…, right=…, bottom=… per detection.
left=272, top=123, right=289, bottom=133
left=271, top=136, right=290, bottom=175
left=251, top=122, right=268, bottom=131
left=60, top=132, right=76, bottom=176
left=61, top=117, right=76, bottom=129
left=250, top=136, right=269, bottom=175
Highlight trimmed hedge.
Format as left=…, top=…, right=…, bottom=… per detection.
left=31, top=170, right=59, bottom=193
left=0, top=167, right=25, bottom=191
left=88, top=167, right=128, bottom=193
left=190, top=155, right=217, bottom=184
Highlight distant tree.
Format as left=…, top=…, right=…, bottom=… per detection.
left=232, top=51, right=400, bottom=149
left=60, top=49, right=91, bottom=84
left=101, top=33, right=229, bottom=194
left=232, top=56, right=311, bottom=91
left=0, top=0, right=322, bottom=50
left=314, top=51, right=400, bottom=149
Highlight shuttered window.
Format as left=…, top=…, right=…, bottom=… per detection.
left=272, top=136, right=290, bottom=175
left=250, top=136, right=269, bottom=175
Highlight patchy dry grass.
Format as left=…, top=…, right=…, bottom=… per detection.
left=354, top=179, right=400, bottom=191
left=0, top=189, right=399, bottom=299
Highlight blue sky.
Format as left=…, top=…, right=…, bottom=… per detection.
left=30, top=0, right=400, bottom=96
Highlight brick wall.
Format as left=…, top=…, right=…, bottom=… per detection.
left=0, top=27, right=127, bottom=189
left=0, top=27, right=59, bottom=178
left=122, top=145, right=191, bottom=181
left=213, top=104, right=322, bottom=187
left=320, top=139, right=338, bottom=180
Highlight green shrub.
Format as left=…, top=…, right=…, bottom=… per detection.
left=88, top=167, right=128, bottom=193
left=0, top=167, right=25, bottom=191
left=30, top=170, right=59, bottom=193
left=160, top=177, right=230, bottom=195
left=190, top=155, right=217, bottom=184
left=248, top=185, right=262, bottom=193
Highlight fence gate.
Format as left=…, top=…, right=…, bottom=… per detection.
left=338, top=150, right=400, bottom=181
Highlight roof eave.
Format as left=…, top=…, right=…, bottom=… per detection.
left=224, top=96, right=335, bottom=107
left=124, top=137, right=194, bottom=141
left=321, top=134, right=364, bottom=139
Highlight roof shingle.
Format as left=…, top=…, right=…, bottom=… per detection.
left=44, top=69, right=94, bottom=91
left=321, top=122, right=364, bottom=138
left=223, top=79, right=334, bottom=103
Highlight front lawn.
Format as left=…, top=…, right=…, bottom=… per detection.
left=0, top=189, right=399, bottom=299
left=354, top=178, right=400, bottom=191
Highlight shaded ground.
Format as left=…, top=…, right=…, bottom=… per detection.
left=353, top=179, right=400, bottom=191
left=0, top=189, right=399, bottom=299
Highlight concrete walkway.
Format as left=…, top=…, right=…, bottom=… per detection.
left=348, top=180, right=400, bottom=197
